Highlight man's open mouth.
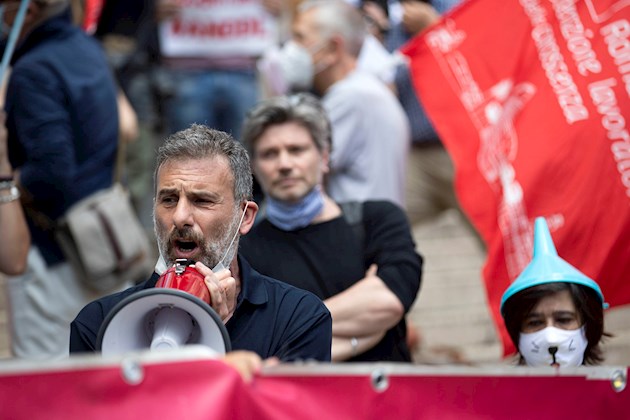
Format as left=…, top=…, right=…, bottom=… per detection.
left=173, top=239, right=199, bottom=257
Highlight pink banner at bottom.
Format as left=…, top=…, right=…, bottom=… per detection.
left=0, top=348, right=628, bottom=419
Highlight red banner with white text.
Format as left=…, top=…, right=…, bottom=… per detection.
left=401, top=0, right=630, bottom=355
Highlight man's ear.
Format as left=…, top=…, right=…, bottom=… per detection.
left=327, top=35, right=345, bottom=59
left=321, top=147, right=330, bottom=174
left=239, top=200, right=259, bottom=235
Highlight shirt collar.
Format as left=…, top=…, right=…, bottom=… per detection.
left=236, top=255, right=268, bottom=306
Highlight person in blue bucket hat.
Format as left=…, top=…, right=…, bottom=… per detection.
left=500, top=217, right=609, bottom=367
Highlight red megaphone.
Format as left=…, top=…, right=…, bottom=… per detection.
left=97, top=258, right=231, bottom=355
left=156, top=259, right=211, bottom=305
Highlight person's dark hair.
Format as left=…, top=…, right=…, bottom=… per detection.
left=502, top=282, right=608, bottom=365
left=154, top=124, right=253, bottom=204
left=241, top=93, right=332, bottom=157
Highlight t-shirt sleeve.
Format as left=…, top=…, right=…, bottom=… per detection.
left=363, top=201, right=423, bottom=312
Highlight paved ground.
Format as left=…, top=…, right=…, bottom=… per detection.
left=407, top=210, right=503, bottom=364
left=1, top=209, right=629, bottom=365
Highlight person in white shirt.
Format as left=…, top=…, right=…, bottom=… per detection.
left=263, top=0, right=410, bottom=207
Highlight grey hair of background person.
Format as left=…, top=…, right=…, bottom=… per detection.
left=241, top=93, right=332, bottom=158
left=154, top=124, right=254, bottom=204
left=298, top=0, right=367, bottom=58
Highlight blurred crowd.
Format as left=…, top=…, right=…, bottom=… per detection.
left=0, top=0, right=467, bottom=363
left=0, top=0, right=614, bottom=377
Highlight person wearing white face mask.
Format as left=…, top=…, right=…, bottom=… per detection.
left=260, top=29, right=399, bottom=94
left=259, top=0, right=410, bottom=209
left=500, top=217, right=609, bottom=367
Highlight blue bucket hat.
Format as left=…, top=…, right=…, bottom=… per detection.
left=500, top=217, right=606, bottom=315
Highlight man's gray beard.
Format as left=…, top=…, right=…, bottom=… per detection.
left=153, top=207, right=241, bottom=269
left=209, top=208, right=242, bottom=269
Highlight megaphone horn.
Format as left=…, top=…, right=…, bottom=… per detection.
left=96, top=260, right=231, bottom=356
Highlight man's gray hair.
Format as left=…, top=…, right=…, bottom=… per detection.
left=241, top=93, right=332, bottom=157
left=154, top=124, right=253, bottom=204
left=299, top=0, right=367, bottom=57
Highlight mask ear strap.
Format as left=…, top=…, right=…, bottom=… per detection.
left=212, top=202, right=249, bottom=272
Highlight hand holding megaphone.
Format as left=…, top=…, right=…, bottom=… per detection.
left=97, top=259, right=232, bottom=356
left=193, top=262, right=237, bottom=323
left=156, top=259, right=237, bottom=323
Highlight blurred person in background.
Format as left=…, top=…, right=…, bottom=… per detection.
left=155, top=0, right=281, bottom=141
left=241, top=94, right=422, bottom=361
left=3, top=0, right=120, bottom=359
left=259, top=0, right=410, bottom=207
left=0, top=111, right=29, bottom=275
left=361, top=0, right=466, bottom=229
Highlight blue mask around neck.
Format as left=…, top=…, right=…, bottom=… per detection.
left=266, top=186, right=324, bottom=231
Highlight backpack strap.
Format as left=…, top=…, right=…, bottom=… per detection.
left=339, top=201, right=365, bottom=248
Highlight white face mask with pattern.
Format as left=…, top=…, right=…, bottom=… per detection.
left=518, top=326, right=587, bottom=367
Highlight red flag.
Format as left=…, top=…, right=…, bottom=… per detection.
left=401, top=0, right=630, bottom=356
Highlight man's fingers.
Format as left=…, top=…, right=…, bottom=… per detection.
left=195, top=261, right=212, bottom=276
left=366, top=264, right=378, bottom=277
left=195, top=261, right=231, bottom=280
left=221, top=276, right=237, bottom=301
left=263, top=356, right=280, bottom=368
left=205, top=278, right=224, bottom=306
left=193, top=262, right=235, bottom=320
left=223, top=351, right=263, bottom=383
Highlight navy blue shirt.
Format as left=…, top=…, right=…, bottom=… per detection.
left=70, top=257, right=332, bottom=362
left=6, top=8, right=119, bottom=265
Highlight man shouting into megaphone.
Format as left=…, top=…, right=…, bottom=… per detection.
left=70, top=124, right=332, bottom=362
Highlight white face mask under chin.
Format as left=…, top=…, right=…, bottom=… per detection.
left=518, top=326, right=587, bottom=367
